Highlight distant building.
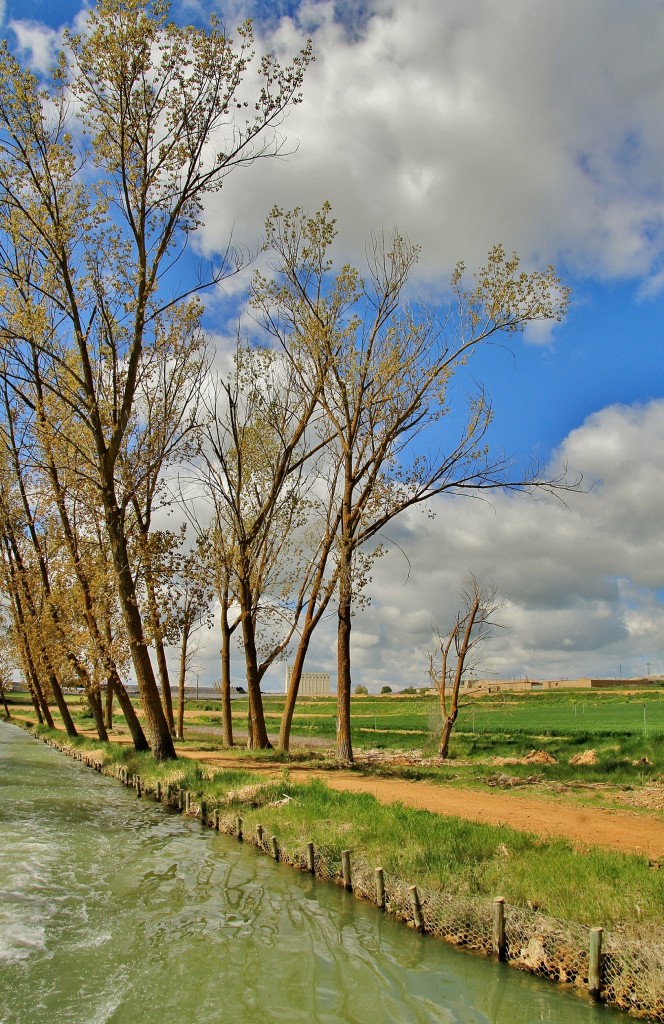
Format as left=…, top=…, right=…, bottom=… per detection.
left=285, top=666, right=330, bottom=696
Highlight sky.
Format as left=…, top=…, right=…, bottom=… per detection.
left=4, top=0, right=664, bottom=690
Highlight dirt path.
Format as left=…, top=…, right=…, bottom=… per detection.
left=179, top=748, right=664, bottom=860
left=12, top=714, right=664, bottom=859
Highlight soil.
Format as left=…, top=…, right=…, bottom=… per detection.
left=11, top=712, right=664, bottom=859
left=176, top=746, right=664, bottom=861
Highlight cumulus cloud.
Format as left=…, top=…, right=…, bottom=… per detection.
left=327, top=398, right=664, bottom=688
left=170, top=399, right=664, bottom=691
left=194, top=0, right=664, bottom=296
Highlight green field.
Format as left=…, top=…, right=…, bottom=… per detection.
left=194, top=688, right=664, bottom=740
left=9, top=685, right=664, bottom=781
left=181, top=688, right=664, bottom=782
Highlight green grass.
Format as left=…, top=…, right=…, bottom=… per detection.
left=15, top=719, right=663, bottom=935
left=10, top=686, right=664, bottom=786
left=237, top=778, right=664, bottom=930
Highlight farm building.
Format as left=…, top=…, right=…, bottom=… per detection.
left=285, top=666, right=331, bottom=696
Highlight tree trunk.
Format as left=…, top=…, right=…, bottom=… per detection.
left=278, top=640, right=307, bottom=753
left=176, top=625, right=188, bottom=741
left=27, top=681, right=44, bottom=724
left=278, top=561, right=338, bottom=752
left=105, top=680, right=114, bottom=730
left=438, top=713, right=455, bottom=759
left=0, top=680, right=10, bottom=717
left=239, top=581, right=271, bottom=749
left=110, top=672, right=150, bottom=751
left=5, top=565, right=54, bottom=727
left=143, top=565, right=175, bottom=735
left=34, top=673, right=54, bottom=728
left=87, top=687, right=109, bottom=742
left=336, top=542, right=353, bottom=764
left=3, top=533, right=78, bottom=737
left=220, top=602, right=234, bottom=747
left=103, top=493, right=176, bottom=761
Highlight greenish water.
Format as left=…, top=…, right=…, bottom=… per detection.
left=0, top=722, right=623, bottom=1024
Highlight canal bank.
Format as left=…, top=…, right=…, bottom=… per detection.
left=0, top=721, right=635, bottom=1023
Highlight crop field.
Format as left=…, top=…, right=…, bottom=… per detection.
left=187, top=688, right=664, bottom=780
left=211, top=688, right=664, bottom=738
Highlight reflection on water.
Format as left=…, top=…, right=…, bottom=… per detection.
left=0, top=722, right=621, bottom=1024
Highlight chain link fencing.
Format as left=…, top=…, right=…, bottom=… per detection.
left=43, top=738, right=664, bottom=1022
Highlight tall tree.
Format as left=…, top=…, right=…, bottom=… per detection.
left=0, top=0, right=312, bottom=759
left=253, top=205, right=571, bottom=763
left=201, top=346, right=328, bottom=749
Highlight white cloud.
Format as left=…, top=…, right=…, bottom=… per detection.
left=8, top=20, right=62, bottom=72
left=168, top=398, right=664, bottom=691
left=232, top=397, right=663, bottom=690
left=196, top=0, right=664, bottom=298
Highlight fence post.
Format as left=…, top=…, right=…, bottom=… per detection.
left=588, top=927, right=603, bottom=1001
left=306, top=841, right=315, bottom=874
left=493, top=897, right=506, bottom=961
left=178, top=789, right=184, bottom=812
left=271, top=836, right=280, bottom=861
left=375, top=867, right=385, bottom=910
left=212, top=809, right=219, bottom=831
left=155, top=781, right=161, bottom=802
left=256, top=824, right=264, bottom=847
left=200, top=800, right=207, bottom=824
left=342, top=850, right=352, bottom=892
left=135, top=776, right=142, bottom=798
left=236, top=816, right=243, bottom=841
left=409, top=885, right=424, bottom=933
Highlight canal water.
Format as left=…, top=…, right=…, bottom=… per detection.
left=0, top=721, right=623, bottom=1024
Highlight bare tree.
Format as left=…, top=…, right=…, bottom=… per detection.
left=429, top=575, right=502, bottom=758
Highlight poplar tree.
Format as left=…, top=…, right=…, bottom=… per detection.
left=253, top=205, right=571, bottom=764
left=0, top=0, right=312, bottom=759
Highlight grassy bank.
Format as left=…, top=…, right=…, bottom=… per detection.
left=21, top=719, right=664, bottom=937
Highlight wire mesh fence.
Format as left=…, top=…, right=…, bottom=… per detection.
left=210, top=804, right=664, bottom=1021
left=43, top=736, right=664, bottom=1022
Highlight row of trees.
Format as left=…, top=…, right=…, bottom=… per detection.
left=0, top=0, right=571, bottom=763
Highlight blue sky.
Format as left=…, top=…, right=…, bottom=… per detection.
left=4, top=0, right=664, bottom=689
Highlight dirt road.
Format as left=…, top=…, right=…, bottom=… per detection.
left=178, top=747, right=664, bottom=860
left=12, top=713, right=664, bottom=859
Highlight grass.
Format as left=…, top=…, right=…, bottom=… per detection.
left=9, top=686, right=664, bottom=787
left=235, top=778, right=664, bottom=931
left=20, top=718, right=664, bottom=935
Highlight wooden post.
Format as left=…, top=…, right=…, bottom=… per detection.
left=155, top=781, right=161, bottom=802
left=256, top=824, right=264, bottom=847
left=185, top=791, right=191, bottom=813
left=200, top=800, right=207, bottom=824
left=342, top=849, right=352, bottom=892
left=271, top=836, right=280, bottom=861
left=306, top=841, right=315, bottom=874
left=409, top=885, right=424, bottom=933
left=212, top=809, right=219, bottom=831
left=375, top=867, right=385, bottom=910
left=135, top=776, right=142, bottom=798
left=236, top=816, right=243, bottom=841
left=166, top=783, right=172, bottom=803
left=178, top=790, right=184, bottom=812
left=493, top=897, right=506, bottom=961
left=588, top=927, right=603, bottom=1001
